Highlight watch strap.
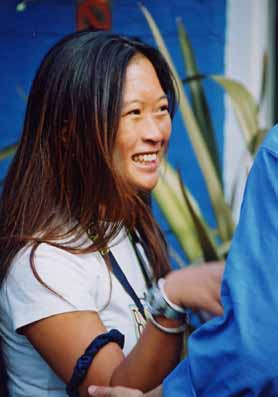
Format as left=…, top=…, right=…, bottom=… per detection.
left=146, top=278, right=190, bottom=321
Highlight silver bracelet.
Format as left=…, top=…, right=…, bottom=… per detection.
left=145, top=277, right=190, bottom=321
left=158, top=278, right=188, bottom=315
left=148, top=312, right=188, bottom=334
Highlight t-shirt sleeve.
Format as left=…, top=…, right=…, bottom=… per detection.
left=163, top=127, right=278, bottom=396
left=4, top=243, right=101, bottom=331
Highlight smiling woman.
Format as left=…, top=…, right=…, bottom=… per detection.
left=114, top=54, right=171, bottom=191
left=0, top=30, right=223, bottom=397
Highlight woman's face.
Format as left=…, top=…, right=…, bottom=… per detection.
left=113, top=54, right=172, bottom=192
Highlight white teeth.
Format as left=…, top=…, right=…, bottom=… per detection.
left=133, top=153, right=157, bottom=163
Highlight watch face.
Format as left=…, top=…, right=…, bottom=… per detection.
left=146, top=283, right=188, bottom=321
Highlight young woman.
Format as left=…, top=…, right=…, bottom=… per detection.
left=87, top=125, right=278, bottom=397
left=0, top=30, right=223, bottom=397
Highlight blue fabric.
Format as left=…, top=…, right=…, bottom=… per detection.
left=163, top=126, right=278, bottom=397
left=66, top=329, right=124, bottom=397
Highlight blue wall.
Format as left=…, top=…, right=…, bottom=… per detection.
left=0, top=0, right=76, bottom=179
left=0, top=0, right=226, bottom=266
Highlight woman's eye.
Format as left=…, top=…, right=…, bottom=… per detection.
left=127, top=109, right=141, bottom=116
left=159, top=104, right=169, bottom=113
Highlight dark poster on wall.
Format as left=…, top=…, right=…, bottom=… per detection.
left=76, top=0, right=111, bottom=31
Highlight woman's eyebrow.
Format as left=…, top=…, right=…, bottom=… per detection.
left=123, top=95, right=168, bottom=107
left=122, top=99, right=141, bottom=107
left=157, top=94, right=168, bottom=101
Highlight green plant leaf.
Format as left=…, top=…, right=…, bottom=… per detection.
left=154, top=160, right=223, bottom=262
left=177, top=18, right=222, bottom=185
left=211, top=75, right=259, bottom=146
left=153, top=162, right=204, bottom=262
left=177, top=170, right=222, bottom=261
left=248, top=127, right=268, bottom=154
left=0, top=143, right=17, bottom=161
left=258, top=52, right=268, bottom=110
left=140, top=4, right=235, bottom=242
left=217, top=240, right=231, bottom=258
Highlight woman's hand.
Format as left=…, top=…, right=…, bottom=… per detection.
left=88, top=385, right=143, bottom=397
left=164, top=261, right=224, bottom=316
left=88, top=385, right=162, bottom=397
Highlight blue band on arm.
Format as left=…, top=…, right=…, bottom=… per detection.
left=66, top=329, right=125, bottom=397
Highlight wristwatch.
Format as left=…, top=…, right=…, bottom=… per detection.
left=145, top=278, right=190, bottom=322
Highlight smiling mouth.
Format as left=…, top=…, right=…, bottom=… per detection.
left=132, top=152, right=158, bottom=164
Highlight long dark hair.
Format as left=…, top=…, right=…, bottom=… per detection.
left=0, top=30, right=177, bottom=391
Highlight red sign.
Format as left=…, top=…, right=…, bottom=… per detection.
left=76, top=0, right=111, bottom=31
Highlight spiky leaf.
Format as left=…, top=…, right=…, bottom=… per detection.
left=0, top=143, right=17, bottom=161
left=140, top=4, right=235, bottom=242
left=212, top=75, right=259, bottom=146
left=177, top=18, right=221, bottom=184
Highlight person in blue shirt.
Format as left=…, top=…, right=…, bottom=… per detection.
left=88, top=125, right=278, bottom=397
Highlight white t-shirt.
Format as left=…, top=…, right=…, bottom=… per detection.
left=0, top=228, right=148, bottom=397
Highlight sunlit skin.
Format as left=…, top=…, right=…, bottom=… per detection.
left=113, top=54, right=172, bottom=192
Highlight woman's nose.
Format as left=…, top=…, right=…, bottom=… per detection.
left=141, top=116, right=164, bottom=143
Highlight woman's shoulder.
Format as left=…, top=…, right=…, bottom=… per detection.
left=0, top=240, right=106, bottom=332
left=6, top=238, right=104, bottom=289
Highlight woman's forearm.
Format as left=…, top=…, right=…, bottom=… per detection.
left=110, top=320, right=185, bottom=392
left=110, top=262, right=223, bottom=391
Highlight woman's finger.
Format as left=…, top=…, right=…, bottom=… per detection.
left=88, top=385, right=144, bottom=397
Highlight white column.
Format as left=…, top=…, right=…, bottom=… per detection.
left=224, top=0, right=270, bottom=221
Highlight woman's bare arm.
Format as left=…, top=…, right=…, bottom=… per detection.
left=22, top=262, right=224, bottom=396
